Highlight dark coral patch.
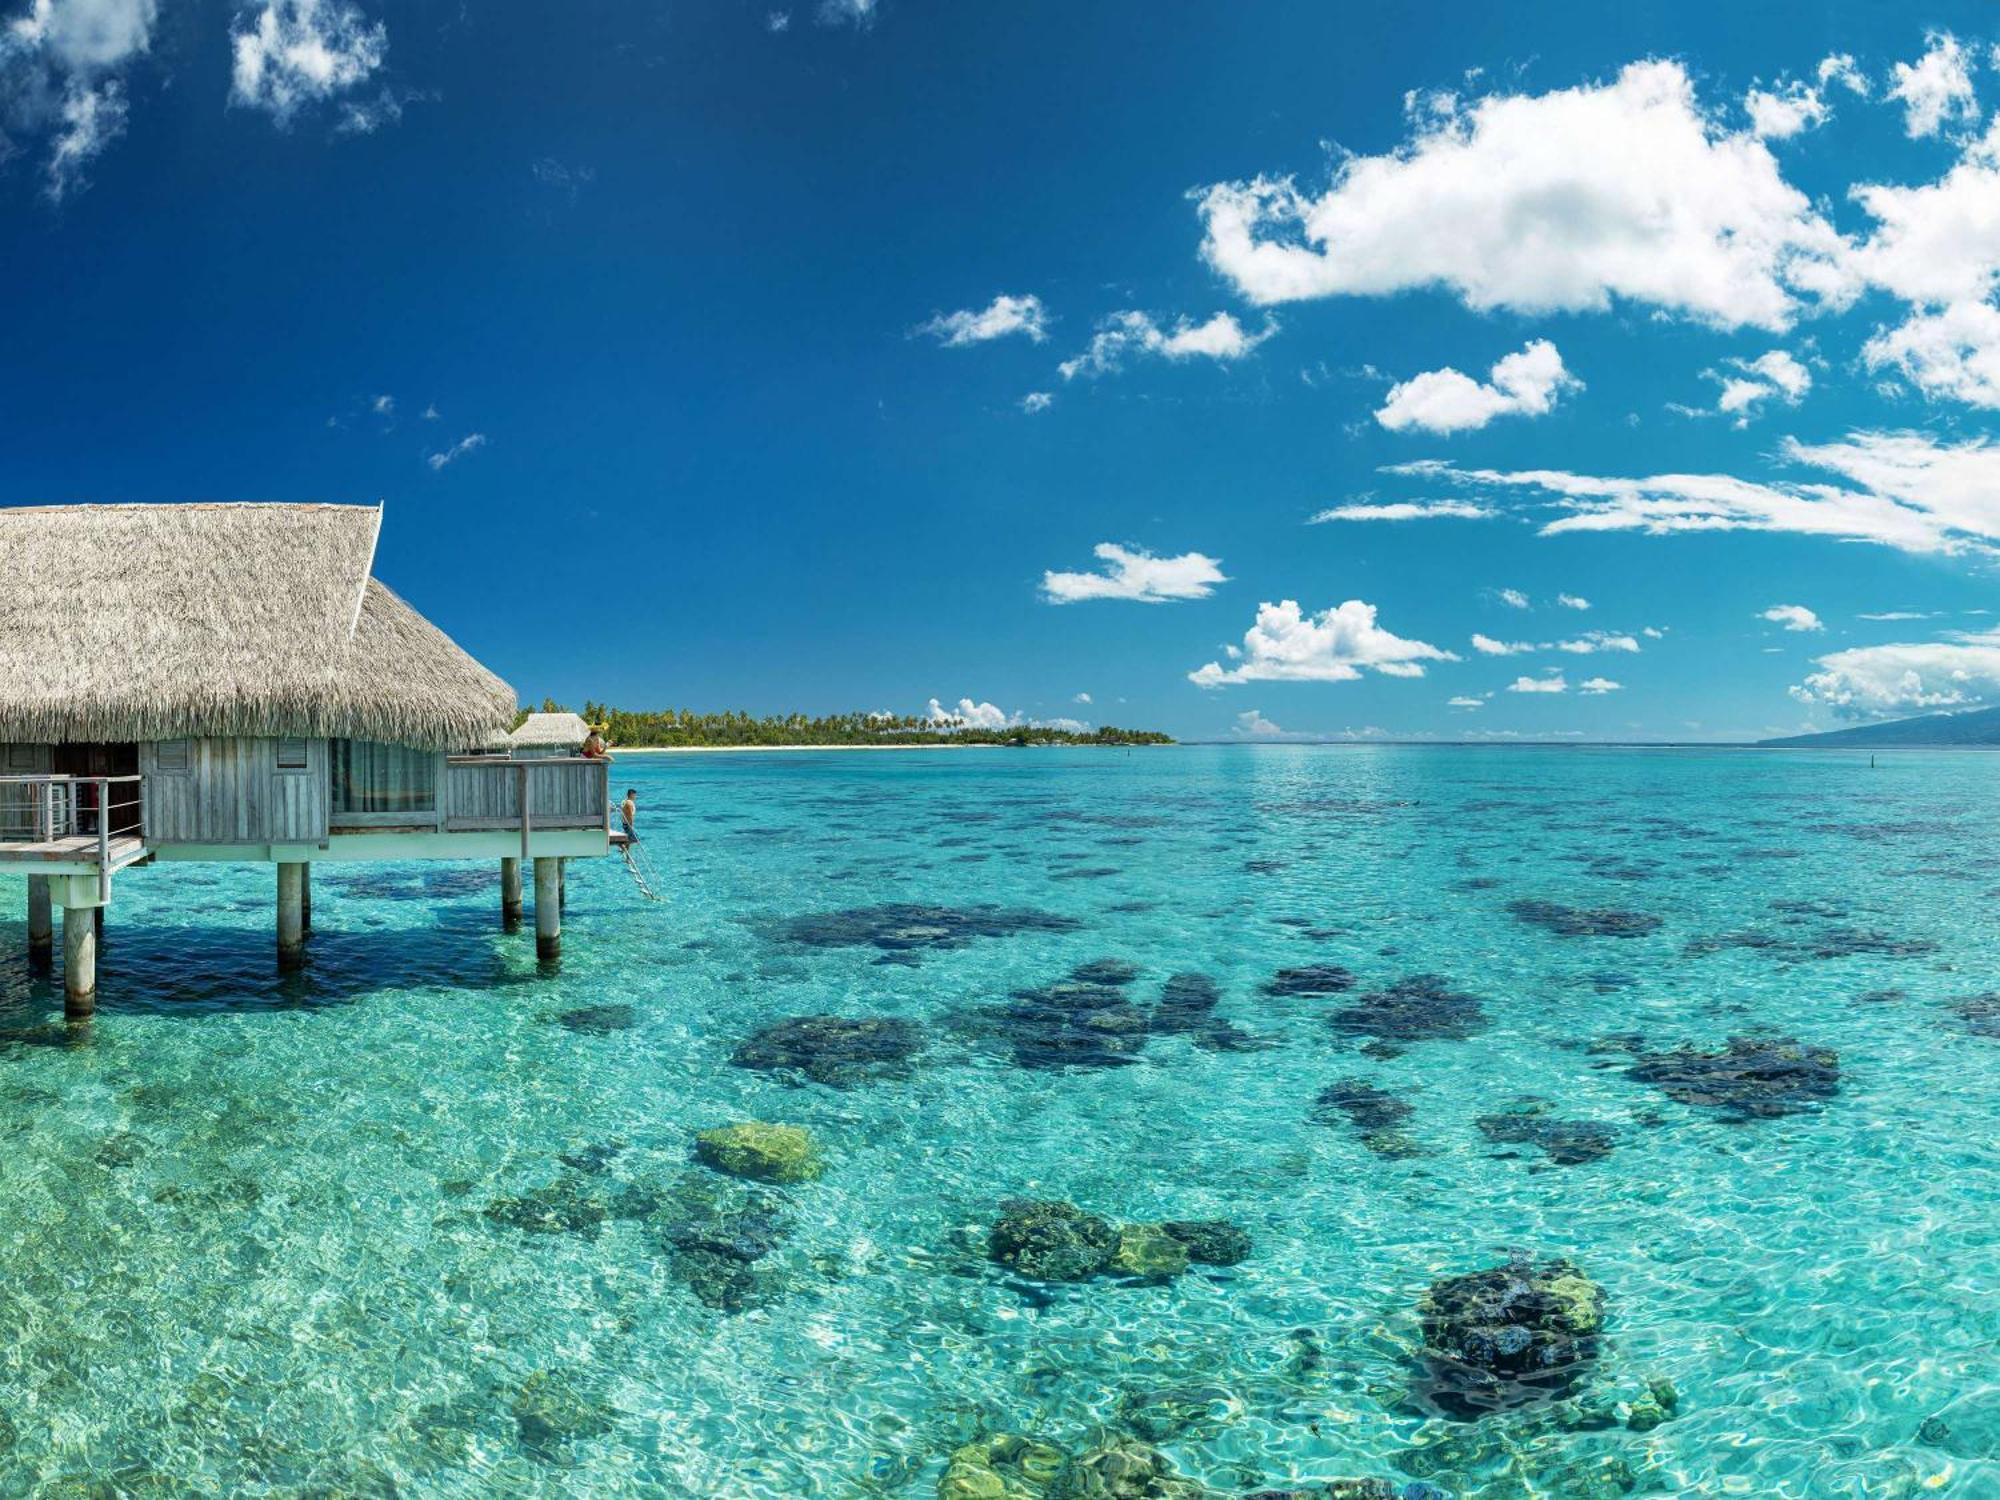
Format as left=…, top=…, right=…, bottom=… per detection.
left=987, top=1199, right=1119, bottom=1281
left=1329, top=975, right=1486, bottom=1043
left=1626, top=1036, right=1839, bottom=1120
left=1476, top=1102, right=1616, bottom=1164
left=760, top=902, right=1080, bottom=954
left=730, top=1014, right=924, bottom=1088
left=1417, top=1257, right=1605, bottom=1419
left=1507, top=900, right=1662, bottom=938
left=1263, top=965, right=1357, bottom=997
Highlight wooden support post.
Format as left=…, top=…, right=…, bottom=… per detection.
left=533, top=856, right=561, bottom=961
left=277, top=862, right=305, bottom=971
left=559, top=858, right=567, bottom=912
left=501, top=856, right=523, bottom=924
left=94, top=904, right=104, bottom=949
left=62, top=902, right=96, bottom=1018
left=27, top=875, right=52, bottom=970
left=301, top=863, right=312, bottom=935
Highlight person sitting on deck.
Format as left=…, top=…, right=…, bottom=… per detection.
left=580, top=727, right=611, bottom=760
left=621, top=788, right=638, bottom=843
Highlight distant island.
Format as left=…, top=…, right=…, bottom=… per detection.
left=1760, top=703, right=2000, bottom=749
left=527, top=702, right=1173, bottom=748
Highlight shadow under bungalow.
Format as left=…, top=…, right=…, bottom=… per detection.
left=0, top=502, right=617, bottom=1016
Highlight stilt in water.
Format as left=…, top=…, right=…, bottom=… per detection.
left=533, top=856, right=561, bottom=962
left=501, top=856, right=523, bottom=926
left=301, top=862, right=313, bottom=935
left=277, top=861, right=306, bottom=971
left=62, top=902, right=96, bottom=1019
left=27, top=875, right=52, bottom=972
left=559, top=858, right=567, bottom=912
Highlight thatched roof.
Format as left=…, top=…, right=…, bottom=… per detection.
left=508, top=711, right=591, bottom=749
left=0, top=502, right=518, bottom=750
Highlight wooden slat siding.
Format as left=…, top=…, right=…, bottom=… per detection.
left=445, top=758, right=606, bottom=831
left=142, top=737, right=330, bottom=845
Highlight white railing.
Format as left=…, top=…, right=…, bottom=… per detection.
left=0, top=774, right=145, bottom=898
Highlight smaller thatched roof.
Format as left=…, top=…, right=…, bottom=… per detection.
left=0, top=502, right=518, bottom=750
left=508, top=711, right=591, bottom=750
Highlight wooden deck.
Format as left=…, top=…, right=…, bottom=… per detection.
left=0, top=833, right=148, bottom=868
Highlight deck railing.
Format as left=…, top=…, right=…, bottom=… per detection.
left=0, top=774, right=145, bottom=898
left=443, top=756, right=611, bottom=852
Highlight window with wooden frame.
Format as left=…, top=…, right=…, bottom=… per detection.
left=276, top=737, right=312, bottom=771
left=154, top=739, right=191, bottom=772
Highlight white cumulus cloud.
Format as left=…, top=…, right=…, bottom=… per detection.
left=924, top=697, right=1015, bottom=730
left=1041, top=543, right=1226, bottom=605
left=1791, top=630, right=2000, bottom=716
left=1557, top=593, right=1591, bottom=610
left=1191, top=599, right=1457, bottom=686
left=1886, top=31, right=1978, bottom=139
left=1578, top=677, right=1622, bottom=694
left=1235, top=708, right=1286, bottom=737
left=1471, top=633, right=1533, bottom=655
left=1019, top=391, right=1054, bottom=414
left=916, top=293, right=1048, bottom=346
left=1497, top=588, right=1530, bottom=609
left=1375, top=339, right=1580, bottom=435
left=1744, top=79, right=1829, bottom=140
left=1194, top=60, right=1847, bottom=332
left=1059, top=310, right=1275, bottom=380
left=1508, top=672, right=1568, bottom=694
left=229, top=0, right=387, bottom=127
left=2, top=0, right=157, bottom=196
left=1761, top=604, right=1824, bottom=631
left=1709, top=349, right=1813, bottom=425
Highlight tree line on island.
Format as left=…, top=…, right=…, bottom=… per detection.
left=518, top=701, right=1173, bottom=747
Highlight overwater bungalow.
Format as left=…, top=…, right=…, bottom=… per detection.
left=0, top=502, right=616, bottom=1015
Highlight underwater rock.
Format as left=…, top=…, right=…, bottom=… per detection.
left=987, top=1199, right=1119, bottom=1281
left=730, top=1013, right=925, bottom=1087
left=482, top=1175, right=608, bottom=1238
left=1328, top=976, right=1486, bottom=1043
left=766, top=902, right=1081, bottom=953
left=511, top=1369, right=616, bottom=1462
left=694, top=1122, right=824, bottom=1183
left=1246, top=1484, right=1448, bottom=1500
left=1112, top=1223, right=1192, bottom=1279
left=555, top=1003, right=636, bottom=1035
left=1160, top=1219, right=1252, bottom=1266
left=1416, top=1257, right=1605, bottom=1419
left=1474, top=1101, right=1616, bottom=1165
left=1151, top=973, right=1270, bottom=1054
left=1506, top=900, right=1662, bottom=938
left=937, top=1433, right=1069, bottom=1499
left=658, top=1191, right=791, bottom=1312
left=993, top=979, right=1151, bottom=1070
left=1313, top=1078, right=1412, bottom=1133
left=1114, top=1383, right=1240, bottom=1443
left=1949, top=993, right=2000, bottom=1038
left=1626, top=1035, right=1840, bottom=1120
left=1806, top=928, right=1937, bottom=960
left=1064, top=1438, right=1209, bottom=1499
left=1073, top=957, right=1142, bottom=986
left=1263, top=965, right=1357, bottom=997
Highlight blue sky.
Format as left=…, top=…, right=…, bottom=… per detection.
left=6, top=1, right=2000, bottom=741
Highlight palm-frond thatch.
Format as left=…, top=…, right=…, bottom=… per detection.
left=0, top=502, right=517, bottom=750
left=508, top=711, right=590, bottom=749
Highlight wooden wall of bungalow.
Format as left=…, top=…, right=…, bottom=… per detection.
left=0, top=737, right=607, bottom=845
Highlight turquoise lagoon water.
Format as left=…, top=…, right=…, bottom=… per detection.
left=0, top=745, right=1996, bottom=1498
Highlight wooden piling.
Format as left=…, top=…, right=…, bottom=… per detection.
left=501, top=856, right=523, bottom=924
left=27, top=875, right=52, bottom=970
left=62, top=903, right=96, bottom=1018
left=301, top=863, right=312, bottom=935
left=277, top=861, right=305, bottom=971
left=533, top=856, right=561, bottom=961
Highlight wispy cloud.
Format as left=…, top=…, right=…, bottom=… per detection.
left=1042, top=544, right=1225, bottom=605
left=1760, top=604, right=1823, bottom=632
left=1058, top=310, right=1274, bottom=380
left=426, top=432, right=486, bottom=470
left=1308, top=499, right=1494, bottom=523
left=916, top=293, right=1049, bottom=347
left=230, top=0, right=389, bottom=128
left=1, top=0, right=158, bottom=198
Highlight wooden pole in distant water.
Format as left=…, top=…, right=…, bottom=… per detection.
left=277, top=862, right=305, bottom=971
left=533, top=856, right=561, bottom=961
left=62, top=902, right=95, bottom=1017
left=501, top=856, right=523, bottom=924
left=27, top=875, right=52, bottom=970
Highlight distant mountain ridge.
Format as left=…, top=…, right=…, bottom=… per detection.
left=1760, top=704, right=2000, bottom=748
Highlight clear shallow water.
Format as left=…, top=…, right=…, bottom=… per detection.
left=0, top=745, right=1995, bottom=1498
